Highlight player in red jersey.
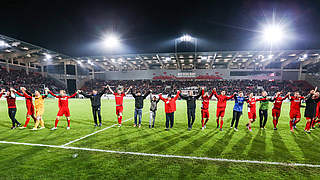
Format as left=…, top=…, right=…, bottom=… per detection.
left=316, top=100, right=320, bottom=126
left=212, top=88, right=235, bottom=131
left=245, top=93, right=268, bottom=131
left=47, top=88, right=79, bottom=130
left=288, top=91, right=304, bottom=132
left=107, top=85, right=132, bottom=127
left=270, top=92, right=289, bottom=130
left=0, top=88, right=21, bottom=129
left=12, top=87, right=37, bottom=129
left=200, top=88, right=214, bottom=130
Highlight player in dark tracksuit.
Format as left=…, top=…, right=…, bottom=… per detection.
left=131, top=89, right=151, bottom=128
left=231, top=91, right=247, bottom=131
left=304, top=90, right=320, bottom=134
left=79, top=86, right=107, bottom=127
left=180, top=89, right=202, bottom=130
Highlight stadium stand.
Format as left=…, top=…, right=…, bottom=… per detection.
left=0, top=67, right=64, bottom=93
left=81, top=79, right=313, bottom=96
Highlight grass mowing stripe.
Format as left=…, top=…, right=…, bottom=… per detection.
left=1, top=140, right=320, bottom=168
left=62, top=112, right=149, bottom=146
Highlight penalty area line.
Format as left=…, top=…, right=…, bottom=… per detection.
left=62, top=112, right=149, bottom=146
left=0, top=140, right=320, bottom=168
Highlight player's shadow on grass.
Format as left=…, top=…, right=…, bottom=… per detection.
left=100, top=128, right=163, bottom=150
left=247, top=129, right=267, bottom=161
left=147, top=131, right=199, bottom=154
left=271, top=130, right=295, bottom=162
left=175, top=130, right=220, bottom=155
left=292, top=132, right=319, bottom=164
left=216, top=131, right=253, bottom=176
left=204, top=128, right=235, bottom=157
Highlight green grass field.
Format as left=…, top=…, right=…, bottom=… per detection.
left=0, top=98, right=319, bottom=179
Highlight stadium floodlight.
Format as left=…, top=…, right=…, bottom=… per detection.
left=103, top=34, right=120, bottom=49
left=262, top=24, right=284, bottom=44
left=303, top=54, right=308, bottom=59
left=44, top=53, right=52, bottom=60
left=0, top=40, right=10, bottom=47
left=180, top=34, right=192, bottom=42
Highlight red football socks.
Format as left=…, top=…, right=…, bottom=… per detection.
left=23, top=117, right=31, bottom=127
left=54, top=118, right=59, bottom=128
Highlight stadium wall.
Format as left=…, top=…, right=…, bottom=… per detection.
left=98, top=69, right=299, bottom=80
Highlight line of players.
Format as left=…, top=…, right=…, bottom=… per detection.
left=0, top=87, right=80, bottom=130
left=1, top=85, right=319, bottom=134
left=106, top=85, right=320, bottom=134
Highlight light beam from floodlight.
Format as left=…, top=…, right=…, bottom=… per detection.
left=103, top=34, right=120, bottom=48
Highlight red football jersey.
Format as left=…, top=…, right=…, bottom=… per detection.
left=272, top=95, right=288, bottom=110
left=290, top=96, right=304, bottom=111
left=15, top=91, right=33, bottom=108
left=213, top=90, right=234, bottom=108
left=49, top=91, right=77, bottom=109
left=201, top=89, right=214, bottom=109
left=247, top=98, right=256, bottom=113
left=114, top=93, right=125, bottom=105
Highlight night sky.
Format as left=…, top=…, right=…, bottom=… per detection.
left=1, top=0, right=320, bottom=56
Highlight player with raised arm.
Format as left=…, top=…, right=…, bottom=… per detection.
left=131, top=88, right=151, bottom=128
left=107, top=85, right=132, bottom=127
left=212, top=88, right=235, bottom=131
left=230, top=91, right=246, bottom=131
left=180, top=88, right=202, bottom=130
left=159, top=90, right=180, bottom=131
left=149, top=93, right=160, bottom=128
left=258, top=91, right=271, bottom=129
left=28, top=89, right=49, bottom=130
left=200, top=88, right=214, bottom=130
left=79, top=86, right=107, bottom=127
left=288, top=91, right=304, bottom=132
left=48, top=88, right=79, bottom=130
left=270, top=91, right=289, bottom=130
left=316, top=100, right=320, bottom=126
left=304, top=88, right=319, bottom=133
left=0, top=88, right=21, bottom=129
left=13, top=87, right=37, bottom=129
left=245, top=93, right=269, bottom=131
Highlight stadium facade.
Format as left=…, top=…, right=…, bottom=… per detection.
left=1, top=34, right=320, bottom=92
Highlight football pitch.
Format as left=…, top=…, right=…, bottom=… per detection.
left=0, top=98, right=319, bottom=179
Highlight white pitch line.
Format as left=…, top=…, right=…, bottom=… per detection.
left=62, top=112, right=149, bottom=146
left=1, top=140, right=320, bottom=168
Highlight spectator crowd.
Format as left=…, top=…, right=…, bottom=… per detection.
left=82, top=79, right=313, bottom=96
left=0, top=68, right=64, bottom=93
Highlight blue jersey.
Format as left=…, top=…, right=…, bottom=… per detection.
left=233, top=96, right=245, bottom=112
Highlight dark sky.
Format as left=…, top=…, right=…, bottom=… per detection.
left=1, top=0, right=320, bottom=57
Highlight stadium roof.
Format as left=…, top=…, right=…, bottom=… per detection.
left=1, top=34, right=320, bottom=72
left=76, top=50, right=320, bottom=72
left=0, top=34, right=73, bottom=68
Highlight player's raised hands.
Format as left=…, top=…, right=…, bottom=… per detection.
left=77, top=90, right=82, bottom=93
left=1, top=89, right=5, bottom=93
left=20, top=87, right=26, bottom=91
left=213, top=88, right=216, bottom=91
left=10, top=88, right=16, bottom=92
